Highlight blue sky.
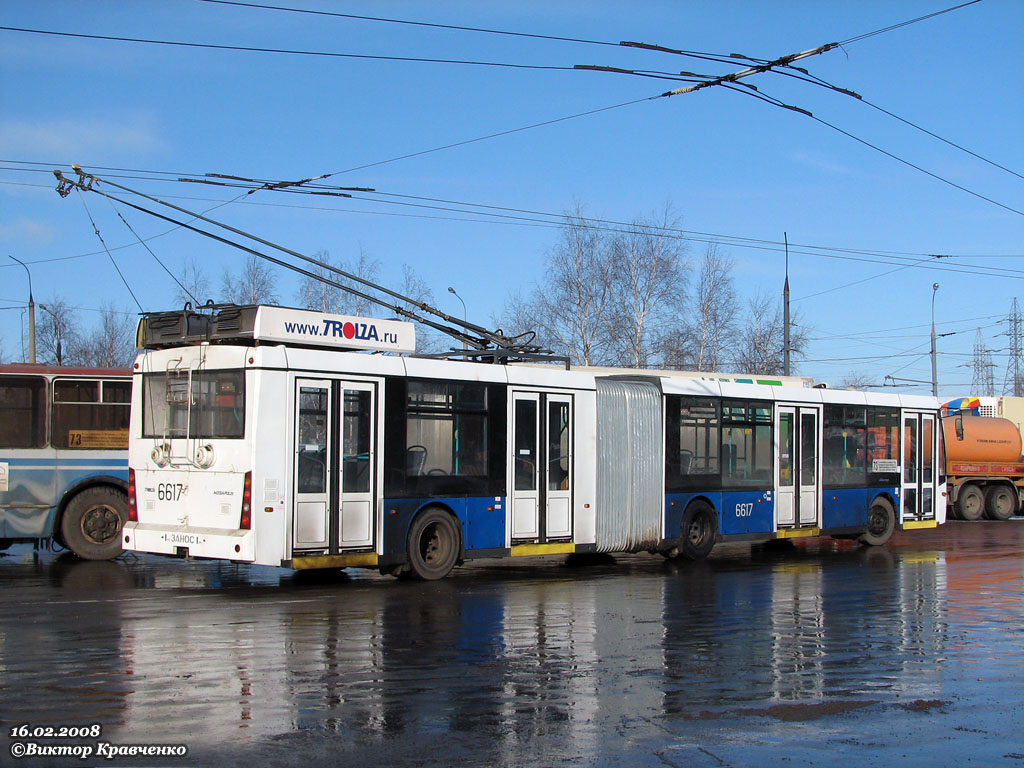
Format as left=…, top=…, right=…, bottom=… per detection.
left=1, top=0, right=1022, bottom=396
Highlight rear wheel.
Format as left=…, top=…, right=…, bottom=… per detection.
left=956, top=484, right=985, bottom=521
left=406, top=507, right=461, bottom=581
left=59, top=486, right=127, bottom=561
left=984, top=485, right=1017, bottom=521
left=679, top=502, right=717, bottom=561
left=859, top=497, right=895, bottom=547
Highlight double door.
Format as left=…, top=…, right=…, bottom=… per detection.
left=776, top=405, right=821, bottom=528
left=293, top=378, right=376, bottom=552
left=511, top=392, right=573, bottom=542
left=902, top=410, right=938, bottom=520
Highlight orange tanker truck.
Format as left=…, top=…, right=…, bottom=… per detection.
left=942, top=413, right=1024, bottom=520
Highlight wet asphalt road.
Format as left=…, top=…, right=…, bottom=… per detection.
left=2, top=521, right=1023, bottom=767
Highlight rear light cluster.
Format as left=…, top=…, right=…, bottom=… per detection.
left=127, top=468, right=138, bottom=523
left=240, top=472, right=252, bottom=530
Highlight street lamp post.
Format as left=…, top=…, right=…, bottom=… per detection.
left=931, top=283, right=940, bottom=398
left=448, top=286, right=467, bottom=352
left=39, top=303, right=62, bottom=366
left=9, top=255, right=35, bottom=363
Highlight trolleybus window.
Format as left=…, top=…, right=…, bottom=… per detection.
left=52, top=379, right=130, bottom=449
left=668, top=397, right=720, bottom=487
left=0, top=376, right=46, bottom=448
left=867, top=407, right=899, bottom=473
left=142, top=370, right=245, bottom=439
left=385, top=378, right=505, bottom=497
left=721, top=401, right=773, bottom=486
left=823, top=405, right=868, bottom=486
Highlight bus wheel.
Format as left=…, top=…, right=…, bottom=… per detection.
left=60, top=487, right=127, bottom=561
left=859, top=498, right=895, bottom=547
left=680, top=502, right=717, bottom=561
left=406, top=508, right=461, bottom=581
left=984, top=485, right=1017, bottom=521
left=956, top=484, right=985, bottom=521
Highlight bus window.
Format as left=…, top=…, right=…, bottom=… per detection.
left=0, top=376, right=47, bottom=448
left=721, top=401, right=772, bottom=486
left=52, top=379, right=130, bottom=449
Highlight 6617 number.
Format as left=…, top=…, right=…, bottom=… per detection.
left=157, top=483, right=186, bottom=501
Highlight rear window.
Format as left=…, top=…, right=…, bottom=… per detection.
left=142, top=369, right=245, bottom=439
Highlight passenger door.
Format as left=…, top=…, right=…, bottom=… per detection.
left=511, top=392, right=573, bottom=542
left=775, top=405, right=821, bottom=528
left=293, top=379, right=377, bottom=553
left=902, top=411, right=937, bottom=521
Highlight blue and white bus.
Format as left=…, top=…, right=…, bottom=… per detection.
left=123, top=305, right=943, bottom=580
left=0, top=364, right=131, bottom=560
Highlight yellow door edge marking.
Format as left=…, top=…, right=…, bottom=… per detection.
left=775, top=527, right=820, bottom=540
left=510, top=542, right=576, bottom=557
left=290, top=553, right=379, bottom=570
left=901, top=519, right=937, bottom=530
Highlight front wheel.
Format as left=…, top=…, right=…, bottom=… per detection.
left=60, top=486, right=127, bottom=561
left=679, top=502, right=717, bottom=561
left=406, top=507, right=462, bottom=581
left=859, top=497, right=895, bottom=547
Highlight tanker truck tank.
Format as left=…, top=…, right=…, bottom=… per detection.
left=943, top=415, right=1022, bottom=463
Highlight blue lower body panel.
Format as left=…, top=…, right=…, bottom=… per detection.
left=666, top=489, right=775, bottom=539
left=383, top=496, right=506, bottom=556
left=822, top=487, right=895, bottom=530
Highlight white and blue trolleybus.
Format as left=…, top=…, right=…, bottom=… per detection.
left=124, top=305, right=944, bottom=580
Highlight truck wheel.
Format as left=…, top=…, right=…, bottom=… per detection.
left=679, top=501, right=717, bottom=561
left=859, top=498, right=896, bottom=547
left=956, top=484, right=985, bottom=521
left=984, top=485, right=1017, bottom=521
left=59, top=486, right=127, bottom=561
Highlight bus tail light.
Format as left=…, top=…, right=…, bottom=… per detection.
left=127, top=468, right=138, bottom=522
left=240, top=472, right=252, bottom=530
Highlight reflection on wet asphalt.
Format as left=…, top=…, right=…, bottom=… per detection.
left=2, top=522, right=1023, bottom=766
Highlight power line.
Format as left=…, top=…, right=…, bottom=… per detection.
left=0, top=25, right=580, bottom=72
left=838, top=0, right=984, bottom=45
left=6, top=169, right=1024, bottom=285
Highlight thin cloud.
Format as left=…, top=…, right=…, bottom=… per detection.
left=0, top=115, right=165, bottom=157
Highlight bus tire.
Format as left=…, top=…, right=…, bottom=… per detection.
left=679, top=502, right=717, bottom=561
left=984, top=485, right=1017, bottom=521
left=956, top=484, right=985, bottom=521
left=406, top=507, right=461, bottom=581
left=59, top=486, right=127, bottom=561
left=859, top=497, right=896, bottom=547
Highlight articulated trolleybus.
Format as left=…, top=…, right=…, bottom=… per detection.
left=124, top=305, right=943, bottom=580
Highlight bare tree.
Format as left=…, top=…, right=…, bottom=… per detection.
left=73, top=306, right=137, bottom=368
left=836, top=373, right=878, bottom=390
left=297, top=248, right=382, bottom=316
left=37, top=297, right=78, bottom=366
left=606, top=208, right=687, bottom=368
left=668, top=244, right=736, bottom=371
left=733, top=290, right=807, bottom=375
left=174, top=257, right=211, bottom=308
left=508, top=207, right=614, bottom=366
left=221, top=255, right=280, bottom=305
left=296, top=250, right=345, bottom=314
left=395, top=264, right=444, bottom=353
